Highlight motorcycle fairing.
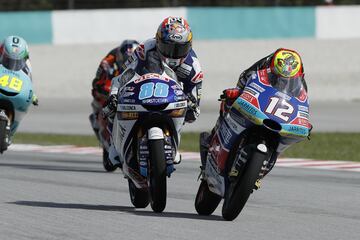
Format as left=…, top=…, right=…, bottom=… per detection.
left=113, top=71, right=187, bottom=187
left=0, top=65, right=33, bottom=135
left=232, top=69, right=310, bottom=139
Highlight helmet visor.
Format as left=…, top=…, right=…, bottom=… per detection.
left=1, top=53, right=26, bottom=71
left=268, top=72, right=306, bottom=97
left=158, top=40, right=191, bottom=59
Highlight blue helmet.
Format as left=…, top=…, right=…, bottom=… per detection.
left=0, top=36, right=29, bottom=71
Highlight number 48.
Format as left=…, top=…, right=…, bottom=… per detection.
left=0, top=75, right=23, bottom=92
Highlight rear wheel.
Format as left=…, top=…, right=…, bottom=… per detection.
left=102, top=148, right=117, bottom=172
left=148, top=139, right=167, bottom=213
left=128, top=179, right=149, bottom=208
left=0, top=119, right=8, bottom=153
left=222, top=149, right=267, bottom=221
left=195, top=180, right=222, bottom=215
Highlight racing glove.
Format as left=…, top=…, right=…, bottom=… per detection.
left=185, top=93, right=200, bottom=123
left=32, top=94, right=39, bottom=106
left=220, top=88, right=241, bottom=101
left=185, top=102, right=200, bottom=123
left=219, top=88, right=240, bottom=116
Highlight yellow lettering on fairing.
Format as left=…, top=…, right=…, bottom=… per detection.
left=9, top=77, right=23, bottom=92
left=0, top=75, right=23, bottom=92
left=0, top=75, right=10, bottom=87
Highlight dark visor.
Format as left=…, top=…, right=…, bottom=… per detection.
left=158, top=40, right=191, bottom=59
left=1, top=54, right=26, bottom=71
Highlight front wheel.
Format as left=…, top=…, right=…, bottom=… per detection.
left=0, top=119, right=8, bottom=153
left=222, top=149, right=267, bottom=221
left=195, top=180, right=222, bottom=215
left=102, top=148, right=117, bottom=172
left=148, top=139, right=167, bottom=213
left=128, top=179, right=149, bottom=208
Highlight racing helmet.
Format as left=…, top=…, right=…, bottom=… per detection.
left=117, top=39, right=139, bottom=63
left=0, top=36, right=29, bottom=71
left=156, top=16, right=192, bottom=69
left=270, top=48, right=303, bottom=78
left=269, top=48, right=305, bottom=96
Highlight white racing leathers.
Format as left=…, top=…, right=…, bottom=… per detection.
left=110, top=39, right=203, bottom=123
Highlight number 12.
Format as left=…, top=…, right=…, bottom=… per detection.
left=265, top=97, right=294, bottom=121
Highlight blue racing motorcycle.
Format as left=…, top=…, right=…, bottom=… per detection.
left=195, top=69, right=311, bottom=220
left=0, top=64, right=34, bottom=153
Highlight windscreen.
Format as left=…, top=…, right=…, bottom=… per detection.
left=268, top=72, right=307, bottom=97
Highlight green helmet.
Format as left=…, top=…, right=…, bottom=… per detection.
left=0, top=36, right=29, bottom=71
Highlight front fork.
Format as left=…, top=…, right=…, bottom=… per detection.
left=139, top=127, right=176, bottom=178
left=0, top=110, right=11, bottom=148
left=228, top=141, right=276, bottom=191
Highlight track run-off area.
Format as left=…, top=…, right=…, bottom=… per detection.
left=0, top=147, right=359, bottom=240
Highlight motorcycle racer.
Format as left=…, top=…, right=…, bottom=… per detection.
left=222, top=48, right=306, bottom=116
left=0, top=36, right=38, bottom=150
left=201, top=48, right=309, bottom=187
left=0, top=36, right=38, bottom=105
left=104, top=16, right=204, bottom=167
left=89, top=40, right=139, bottom=138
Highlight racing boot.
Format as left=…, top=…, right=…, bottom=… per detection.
left=89, top=113, right=100, bottom=141
left=174, top=151, right=182, bottom=164
left=199, top=131, right=211, bottom=167
left=108, top=143, right=123, bottom=169
left=254, top=179, right=262, bottom=190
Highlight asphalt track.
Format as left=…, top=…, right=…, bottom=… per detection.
left=18, top=99, right=360, bottom=134
left=1, top=151, right=359, bottom=240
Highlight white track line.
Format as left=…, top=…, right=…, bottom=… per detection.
left=7, top=144, right=360, bottom=173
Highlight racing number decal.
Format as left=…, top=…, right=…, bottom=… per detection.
left=265, top=97, right=294, bottom=121
left=139, top=82, right=169, bottom=100
left=0, top=75, right=23, bottom=92
left=139, top=82, right=154, bottom=100
left=12, top=37, right=20, bottom=44
left=154, top=82, right=169, bottom=97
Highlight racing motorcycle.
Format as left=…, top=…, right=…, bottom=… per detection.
left=0, top=64, right=34, bottom=153
left=195, top=69, right=311, bottom=221
left=90, top=73, right=116, bottom=172
left=110, top=64, right=187, bottom=213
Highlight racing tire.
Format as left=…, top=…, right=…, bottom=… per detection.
left=128, top=179, right=149, bottom=208
left=0, top=119, right=8, bottom=154
left=148, top=139, right=167, bottom=213
left=195, top=180, right=222, bottom=216
left=102, top=148, right=117, bottom=172
left=222, top=150, right=267, bottom=221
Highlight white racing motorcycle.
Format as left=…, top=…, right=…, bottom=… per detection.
left=111, top=64, right=187, bottom=213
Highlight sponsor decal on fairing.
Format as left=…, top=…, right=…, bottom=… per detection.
left=249, top=82, right=265, bottom=93
left=142, top=98, right=169, bottom=104
left=117, top=104, right=146, bottom=112
left=298, top=105, right=309, bottom=112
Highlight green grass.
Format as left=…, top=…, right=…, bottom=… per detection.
left=13, top=132, right=360, bottom=162
left=14, top=133, right=100, bottom=147
left=280, top=133, right=360, bottom=162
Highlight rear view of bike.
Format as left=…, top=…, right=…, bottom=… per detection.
left=195, top=69, right=311, bottom=220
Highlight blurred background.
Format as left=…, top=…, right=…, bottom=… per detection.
left=0, top=0, right=340, bottom=10
left=0, top=0, right=359, bottom=134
